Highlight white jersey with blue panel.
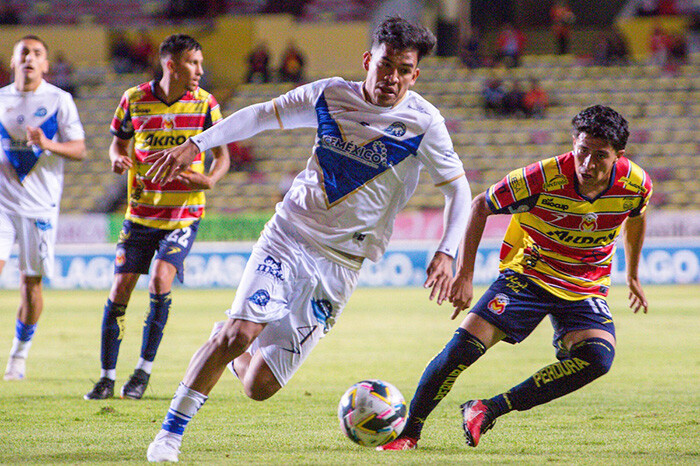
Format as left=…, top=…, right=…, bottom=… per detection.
left=271, top=77, right=465, bottom=262
left=0, top=80, right=85, bottom=218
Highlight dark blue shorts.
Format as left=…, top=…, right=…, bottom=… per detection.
left=114, top=220, right=199, bottom=283
left=469, top=270, right=615, bottom=351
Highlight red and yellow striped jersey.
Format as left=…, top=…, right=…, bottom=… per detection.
left=110, top=81, right=222, bottom=230
left=485, top=152, right=653, bottom=300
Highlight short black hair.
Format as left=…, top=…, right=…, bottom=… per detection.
left=15, top=35, right=48, bottom=54
left=159, top=34, right=202, bottom=59
left=571, top=105, right=629, bottom=151
left=371, top=16, right=436, bottom=62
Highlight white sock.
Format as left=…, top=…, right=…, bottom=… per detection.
left=9, top=338, right=31, bottom=359
left=100, top=369, right=117, bottom=380
left=136, top=358, right=153, bottom=374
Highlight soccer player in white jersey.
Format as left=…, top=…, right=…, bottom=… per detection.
left=145, top=17, right=471, bottom=462
left=0, top=36, right=86, bottom=380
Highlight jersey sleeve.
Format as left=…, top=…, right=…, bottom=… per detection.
left=57, top=91, right=85, bottom=142
left=110, top=90, right=133, bottom=140
left=485, top=161, right=546, bottom=214
left=204, top=93, right=222, bottom=130
left=272, top=78, right=337, bottom=129
left=416, top=116, right=465, bottom=185
left=628, top=169, right=653, bottom=217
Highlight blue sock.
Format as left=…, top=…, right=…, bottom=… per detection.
left=15, top=319, right=37, bottom=342
left=140, top=292, right=171, bottom=364
left=489, top=338, right=615, bottom=417
left=162, top=383, right=208, bottom=435
left=402, top=328, right=487, bottom=439
left=100, top=300, right=127, bottom=373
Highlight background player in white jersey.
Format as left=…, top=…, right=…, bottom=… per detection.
left=0, top=35, right=86, bottom=380
left=144, top=17, right=472, bottom=462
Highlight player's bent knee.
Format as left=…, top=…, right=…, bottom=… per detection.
left=243, top=382, right=280, bottom=401
left=570, top=337, right=615, bottom=378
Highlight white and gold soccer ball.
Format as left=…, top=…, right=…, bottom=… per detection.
left=337, top=379, right=407, bottom=447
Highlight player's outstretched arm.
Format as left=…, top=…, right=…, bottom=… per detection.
left=449, top=192, right=492, bottom=319
left=145, top=138, right=200, bottom=184
left=623, top=213, right=649, bottom=314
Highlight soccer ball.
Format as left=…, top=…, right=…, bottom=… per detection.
left=337, top=379, right=407, bottom=447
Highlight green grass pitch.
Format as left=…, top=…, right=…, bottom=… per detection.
left=0, top=285, right=698, bottom=464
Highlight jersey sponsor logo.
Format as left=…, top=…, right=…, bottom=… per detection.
left=487, top=293, right=509, bottom=315
left=579, top=213, right=598, bottom=232
left=34, top=107, right=47, bottom=117
left=619, top=176, right=647, bottom=194
left=508, top=204, right=530, bottom=214
left=320, top=135, right=389, bottom=169
left=541, top=197, right=569, bottom=211
left=623, top=197, right=635, bottom=210
left=255, top=255, right=284, bottom=282
left=508, top=172, right=526, bottom=194
left=312, top=298, right=336, bottom=333
left=383, top=121, right=406, bottom=137
left=248, top=289, right=271, bottom=307
left=543, top=174, right=568, bottom=191
left=546, top=229, right=616, bottom=245
left=143, top=134, right=187, bottom=148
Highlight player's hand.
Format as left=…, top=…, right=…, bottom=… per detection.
left=145, top=139, right=200, bottom=184
left=175, top=170, right=214, bottom=189
left=110, top=154, right=133, bottom=175
left=424, top=251, right=454, bottom=305
left=627, top=276, right=648, bottom=314
left=26, top=126, right=48, bottom=150
left=448, top=273, right=474, bottom=320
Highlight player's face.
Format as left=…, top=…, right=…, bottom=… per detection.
left=11, top=39, right=49, bottom=90
left=362, top=43, right=420, bottom=107
left=169, top=48, right=204, bottom=92
left=572, top=132, right=623, bottom=192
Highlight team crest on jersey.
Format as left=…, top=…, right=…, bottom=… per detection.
left=162, top=115, right=175, bottom=131
left=383, top=122, right=406, bottom=137
left=115, top=248, right=126, bottom=267
left=34, top=107, right=47, bottom=117
left=255, top=255, right=284, bottom=282
left=487, top=293, right=509, bottom=315
left=34, top=219, right=53, bottom=231
left=248, top=289, right=271, bottom=307
left=579, top=213, right=598, bottom=231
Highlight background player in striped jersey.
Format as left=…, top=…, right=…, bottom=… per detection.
left=84, top=34, right=229, bottom=401
left=144, top=17, right=472, bottom=462
left=0, top=35, right=86, bottom=381
left=379, top=105, right=652, bottom=450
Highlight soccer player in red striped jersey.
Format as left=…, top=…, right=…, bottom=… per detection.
left=379, top=105, right=652, bottom=451
left=84, top=34, right=229, bottom=401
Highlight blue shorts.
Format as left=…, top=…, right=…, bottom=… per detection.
left=114, top=220, right=199, bottom=283
left=470, top=270, right=615, bottom=352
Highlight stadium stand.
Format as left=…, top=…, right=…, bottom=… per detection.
left=61, top=51, right=698, bottom=216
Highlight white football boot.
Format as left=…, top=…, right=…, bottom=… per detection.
left=3, top=356, right=26, bottom=381
left=147, top=430, right=182, bottom=462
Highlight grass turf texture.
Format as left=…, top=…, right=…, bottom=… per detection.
left=0, top=285, right=698, bottom=464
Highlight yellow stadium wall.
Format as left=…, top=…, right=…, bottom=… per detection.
left=0, top=15, right=369, bottom=89
left=618, top=15, right=690, bottom=60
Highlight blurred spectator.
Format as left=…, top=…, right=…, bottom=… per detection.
left=649, top=25, right=670, bottom=66
left=482, top=77, right=505, bottom=117
left=665, top=32, right=688, bottom=74
left=595, top=30, right=630, bottom=66
left=459, top=28, right=482, bottom=69
left=550, top=1, right=575, bottom=55
left=132, top=30, right=156, bottom=73
left=636, top=0, right=659, bottom=16
left=278, top=41, right=305, bottom=84
left=502, top=79, right=526, bottom=117
left=0, top=56, right=10, bottom=86
left=523, top=78, right=549, bottom=119
left=0, top=2, right=20, bottom=24
left=227, top=141, right=255, bottom=172
left=495, top=22, right=525, bottom=68
left=48, top=51, right=76, bottom=96
left=246, top=43, right=271, bottom=83
left=111, top=31, right=136, bottom=74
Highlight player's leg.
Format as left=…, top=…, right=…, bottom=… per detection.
left=4, top=214, right=56, bottom=381
left=464, top=297, right=616, bottom=447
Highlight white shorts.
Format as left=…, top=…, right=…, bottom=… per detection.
left=0, top=210, right=56, bottom=277
left=226, top=215, right=360, bottom=387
